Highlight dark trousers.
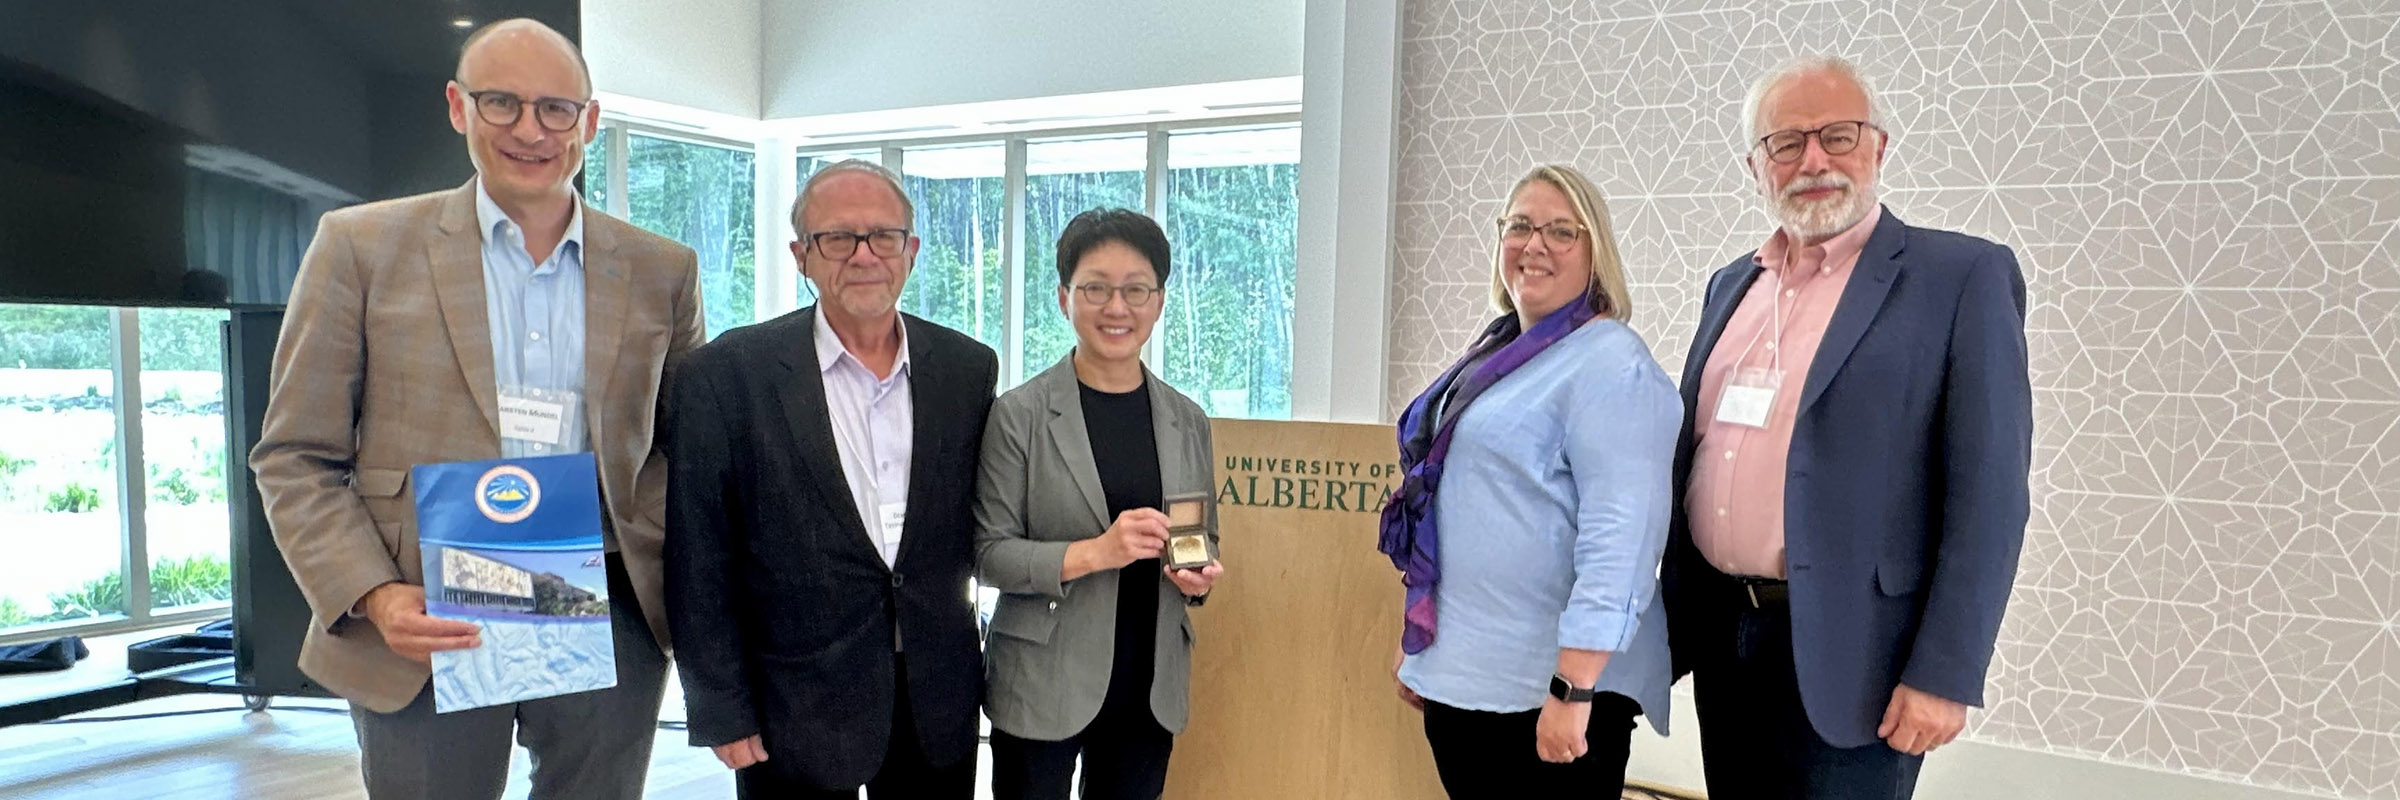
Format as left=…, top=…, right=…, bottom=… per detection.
left=734, top=655, right=976, bottom=800
left=1419, top=692, right=1641, bottom=800
left=1691, top=581, right=1923, bottom=800
left=349, top=553, right=669, bottom=800
left=989, top=695, right=1175, bottom=800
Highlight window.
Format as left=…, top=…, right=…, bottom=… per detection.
left=582, top=127, right=609, bottom=211
left=797, top=150, right=879, bottom=188
left=897, top=145, right=1006, bottom=350
left=1160, top=126, right=1299, bottom=418
left=139, top=307, right=234, bottom=612
left=698, top=113, right=1299, bottom=402
left=624, top=133, right=756, bottom=341
left=1021, top=135, right=1146, bottom=380
left=0, top=304, right=124, bottom=632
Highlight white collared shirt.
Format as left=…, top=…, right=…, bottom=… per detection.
left=472, top=179, right=588, bottom=458
left=814, top=309, right=914, bottom=566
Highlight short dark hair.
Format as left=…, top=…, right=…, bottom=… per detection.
left=1054, top=208, right=1171, bottom=287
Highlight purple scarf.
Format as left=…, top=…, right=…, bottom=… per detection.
left=1378, top=301, right=1596, bottom=654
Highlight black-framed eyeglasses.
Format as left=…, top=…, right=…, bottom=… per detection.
left=463, top=89, right=589, bottom=133
left=1755, top=120, right=1879, bottom=164
left=1064, top=282, right=1159, bottom=307
left=1497, top=217, right=1587, bottom=247
left=805, top=228, right=910, bottom=259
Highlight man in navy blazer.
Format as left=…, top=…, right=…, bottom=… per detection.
left=1663, top=55, right=2032, bottom=799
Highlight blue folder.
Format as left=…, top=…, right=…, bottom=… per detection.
left=412, top=454, right=617, bottom=713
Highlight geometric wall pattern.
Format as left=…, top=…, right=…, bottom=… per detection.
left=1389, top=1, right=2400, bottom=796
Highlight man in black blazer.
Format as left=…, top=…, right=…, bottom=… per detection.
left=1663, top=56, right=2032, bottom=800
left=665, top=159, right=998, bottom=799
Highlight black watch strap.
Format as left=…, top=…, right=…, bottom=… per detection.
left=1548, top=673, right=1595, bottom=703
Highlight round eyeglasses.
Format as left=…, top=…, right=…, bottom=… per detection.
left=463, top=89, right=590, bottom=133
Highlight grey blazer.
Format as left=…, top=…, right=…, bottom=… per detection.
left=973, top=355, right=1216, bottom=740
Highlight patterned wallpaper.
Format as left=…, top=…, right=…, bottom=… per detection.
left=1389, top=1, right=2399, bottom=797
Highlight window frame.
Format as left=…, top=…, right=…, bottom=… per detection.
left=0, top=307, right=236, bottom=645
left=788, top=113, right=1300, bottom=391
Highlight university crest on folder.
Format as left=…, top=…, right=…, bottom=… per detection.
left=412, top=454, right=616, bottom=713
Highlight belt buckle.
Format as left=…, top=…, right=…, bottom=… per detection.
left=1746, top=583, right=1760, bottom=609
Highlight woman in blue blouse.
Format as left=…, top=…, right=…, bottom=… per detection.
left=1377, top=164, right=1680, bottom=795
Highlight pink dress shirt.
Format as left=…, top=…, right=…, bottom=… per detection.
left=1686, top=207, right=1882, bottom=578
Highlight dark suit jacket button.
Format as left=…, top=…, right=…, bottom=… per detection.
left=890, top=573, right=904, bottom=588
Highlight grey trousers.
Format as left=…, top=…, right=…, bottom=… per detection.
left=349, top=554, right=670, bottom=800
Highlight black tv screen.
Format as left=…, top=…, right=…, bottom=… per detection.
left=0, top=1, right=580, bottom=308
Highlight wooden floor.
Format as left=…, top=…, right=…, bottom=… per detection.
left=0, top=626, right=1684, bottom=799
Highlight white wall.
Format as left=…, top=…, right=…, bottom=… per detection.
left=1289, top=0, right=1399, bottom=422
left=584, top=0, right=762, bottom=118
left=760, top=0, right=1303, bottom=119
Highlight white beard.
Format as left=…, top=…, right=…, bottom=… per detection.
left=1767, top=172, right=1878, bottom=240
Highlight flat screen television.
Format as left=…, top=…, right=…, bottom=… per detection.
left=0, top=1, right=580, bottom=309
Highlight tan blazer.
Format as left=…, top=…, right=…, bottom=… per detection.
left=249, top=181, right=704, bottom=713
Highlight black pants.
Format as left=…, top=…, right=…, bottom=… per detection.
left=1691, top=583, right=1923, bottom=800
left=1419, top=692, right=1640, bottom=800
left=988, top=696, right=1175, bottom=800
left=734, top=655, right=976, bottom=800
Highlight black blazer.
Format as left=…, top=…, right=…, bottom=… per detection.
left=664, top=307, right=998, bottom=789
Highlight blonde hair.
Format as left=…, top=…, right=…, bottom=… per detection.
left=1488, top=165, right=1635, bottom=326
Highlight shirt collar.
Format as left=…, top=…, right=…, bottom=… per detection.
left=1756, top=204, right=1881, bottom=277
left=813, top=307, right=912, bottom=381
left=473, top=178, right=586, bottom=263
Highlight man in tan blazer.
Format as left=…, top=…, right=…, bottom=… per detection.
left=248, top=19, right=703, bottom=799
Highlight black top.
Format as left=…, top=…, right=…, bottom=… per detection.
left=1080, top=379, right=1163, bottom=717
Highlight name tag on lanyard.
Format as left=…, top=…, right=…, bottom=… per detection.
left=1713, top=367, right=1782, bottom=430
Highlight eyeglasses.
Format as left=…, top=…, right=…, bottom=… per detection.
left=1755, top=120, right=1878, bottom=164
left=1497, top=218, right=1587, bottom=247
left=805, top=228, right=910, bottom=259
left=463, top=89, right=589, bottom=133
left=1064, top=282, right=1159, bottom=307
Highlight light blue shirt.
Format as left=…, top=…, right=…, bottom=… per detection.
left=814, top=309, right=914, bottom=568
left=1397, top=318, right=1681, bottom=733
left=473, top=180, right=588, bottom=458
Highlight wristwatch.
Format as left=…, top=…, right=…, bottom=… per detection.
left=1548, top=673, right=1595, bottom=703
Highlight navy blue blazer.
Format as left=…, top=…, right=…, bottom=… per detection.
left=1662, top=207, right=2033, bottom=748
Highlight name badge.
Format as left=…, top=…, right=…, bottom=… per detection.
left=498, top=395, right=569, bottom=446
left=877, top=501, right=907, bottom=562
left=1713, top=367, right=1782, bottom=430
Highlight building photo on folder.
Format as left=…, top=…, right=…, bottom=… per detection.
left=411, top=454, right=616, bottom=713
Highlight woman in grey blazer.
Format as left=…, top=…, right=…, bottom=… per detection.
left=973, top=208, right=1224, bottom=800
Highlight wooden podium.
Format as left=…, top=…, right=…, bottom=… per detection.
left=1161, top=419, right=1446, bottom=800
